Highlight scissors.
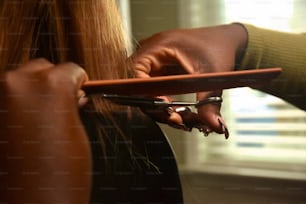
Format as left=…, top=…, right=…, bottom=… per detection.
left=101, top=94, right=227, bottom=138
left=101, top=94, right=222, bottom=109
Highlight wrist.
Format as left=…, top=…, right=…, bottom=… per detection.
left=228, top=23, right=248, bottom=67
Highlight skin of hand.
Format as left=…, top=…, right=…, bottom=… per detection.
left=0, top=59, right=91, bottom=203
left=131, top=24, right=247, bottom=134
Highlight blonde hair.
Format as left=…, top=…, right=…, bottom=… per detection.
left=0, top=0, right=133, bottom=149
left=0, top=0, right=130, bottom=76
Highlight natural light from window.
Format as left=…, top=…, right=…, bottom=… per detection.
left=225, top=0, right=294, bottom=31
left=191, top=0, right=306, bottom=180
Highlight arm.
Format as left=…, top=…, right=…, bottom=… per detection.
left=238, top=24, right=306, bottom=110
left=0, top=59, right=92, bottom=203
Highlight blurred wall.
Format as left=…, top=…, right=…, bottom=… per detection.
left=130, top=0, right=179, bottom=41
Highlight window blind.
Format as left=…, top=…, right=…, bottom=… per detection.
left=195, top=89, right=306, bottom=180
left=178, top=0, right=306, bottom=180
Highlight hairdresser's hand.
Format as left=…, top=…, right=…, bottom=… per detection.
left=131, top=24, right=247, bottom=136
left=0, top=58, right=91, bottom=203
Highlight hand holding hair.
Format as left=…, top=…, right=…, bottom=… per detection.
left=0, top=58, right=91, bottom=203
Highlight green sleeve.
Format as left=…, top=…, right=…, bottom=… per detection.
left=238, top=24, right=306, bottom=111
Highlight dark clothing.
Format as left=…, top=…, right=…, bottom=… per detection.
left=81, top=108, right=183, bottom=204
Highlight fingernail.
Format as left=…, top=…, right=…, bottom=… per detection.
left=77, top=89, right=86, bottom=98
left=218, top=118, right=229, bottom=139
left=78, top=96, right=89, bottom=107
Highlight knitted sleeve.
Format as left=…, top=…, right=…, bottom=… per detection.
left=238, top=24, right=306, bottom=110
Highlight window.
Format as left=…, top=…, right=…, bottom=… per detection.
left=179, top=0, right=306, bottom=180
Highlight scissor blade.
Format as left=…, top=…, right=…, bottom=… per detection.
left=165, top=101, right=197, bottom=106
left=102, top=94, right=166, bottom=108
